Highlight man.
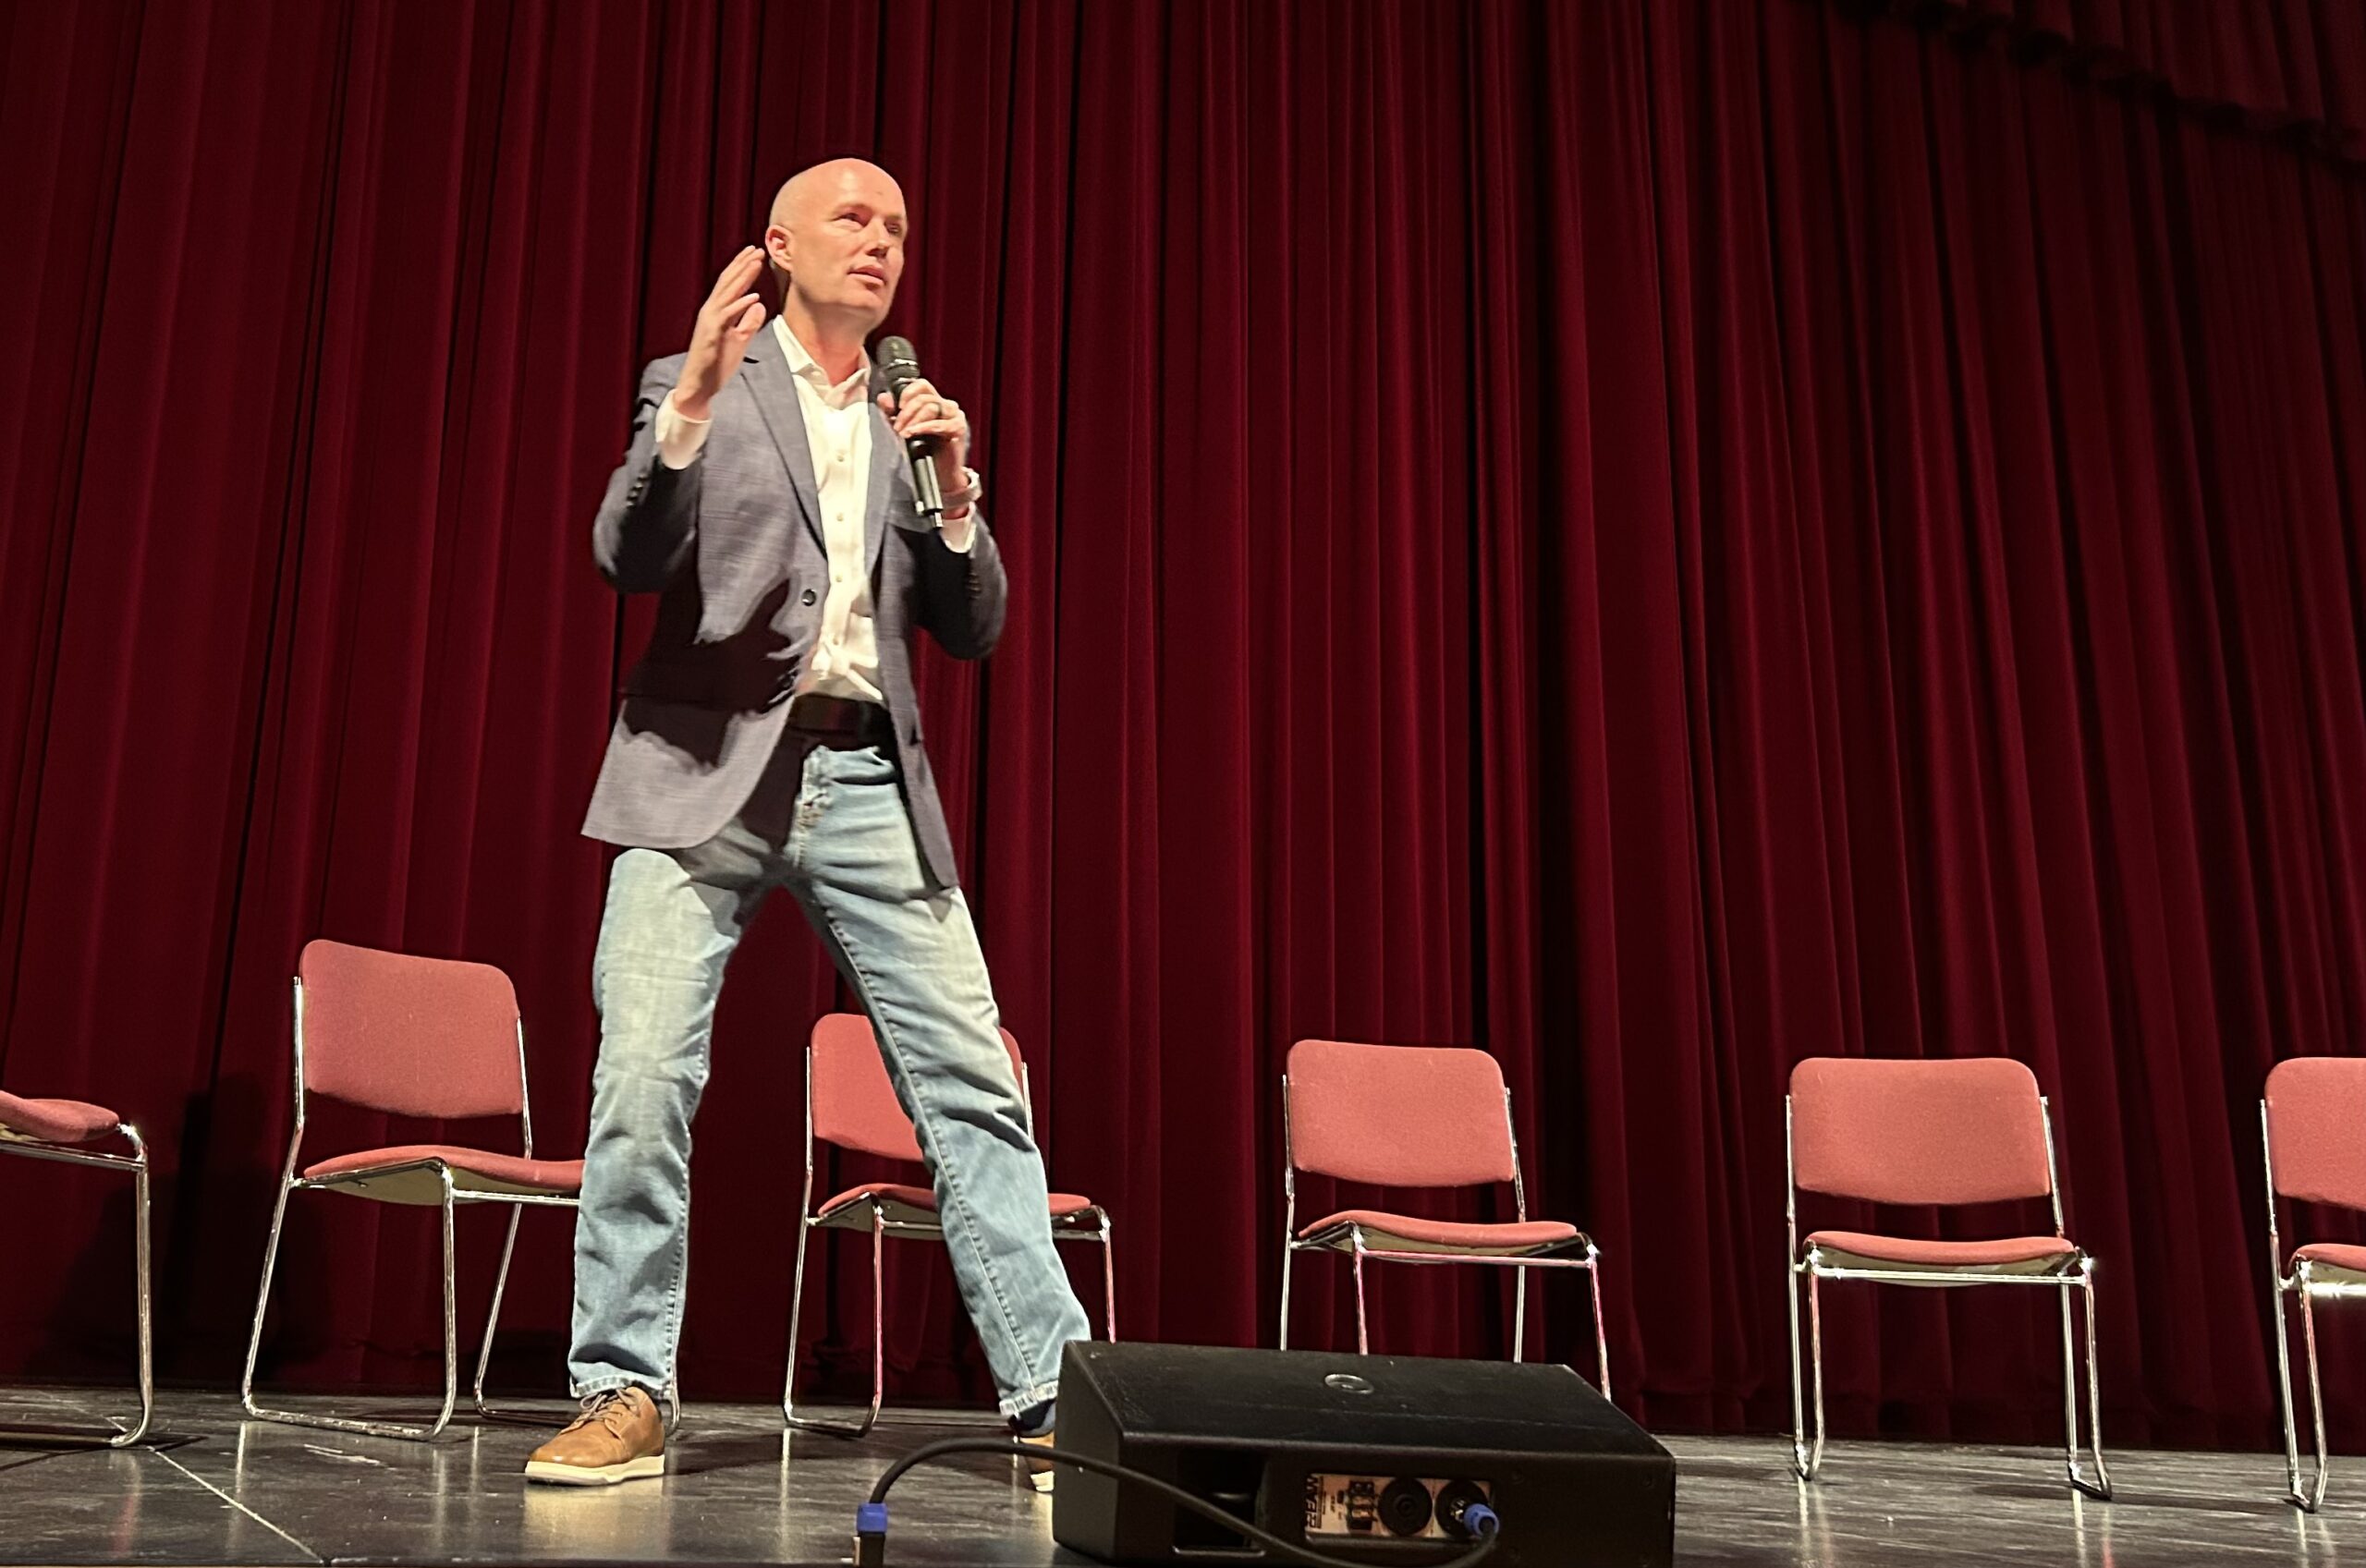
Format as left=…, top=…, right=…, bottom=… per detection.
left=525, top=159, right=1089, bottom=1487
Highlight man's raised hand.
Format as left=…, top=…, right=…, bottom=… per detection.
left=672, top=247, right=768, bottom=419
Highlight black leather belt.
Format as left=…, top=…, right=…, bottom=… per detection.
left=785, top=693, right=893, bottom=749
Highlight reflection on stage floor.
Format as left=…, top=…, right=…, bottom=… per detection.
left=0, top=1384, right=2355, bottom=1565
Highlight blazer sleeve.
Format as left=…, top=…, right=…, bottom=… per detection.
left=914, top=513, right=1008, bottom=661
left=592, top=356, right=700, bottom=593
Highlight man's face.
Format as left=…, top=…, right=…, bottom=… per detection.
left=771, top=161, right=907, bottom=332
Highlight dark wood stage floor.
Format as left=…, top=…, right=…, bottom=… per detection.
left=0, top=1384, right=2353, bottom=1565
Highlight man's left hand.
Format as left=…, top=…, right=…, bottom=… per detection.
left=880, top=379, right=970, bottom=494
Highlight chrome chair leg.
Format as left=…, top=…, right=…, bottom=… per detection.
left=433, top=1174, right=459, bottom=1435
left=784, top=1206, right=884, bottom=1438
left=0, top=1131, right=156, bottom=1447
left=116, top=1137, right=154, bottom=1446
left=1351, top=1231, right=1372, bottom=1355
left=2057, top=1278, right=2081, bottom=1491
left=862, top=1207, right=886, bottom=1436
left=1787, top=1258, right=1813, bottom=1480
left=2273, top=1267, right=2323, bottom=1510
left=2066, top=1265, right=2111, bottom=1501
left=782, top=1215, right=815, bottom=1426
left=1587, top=1247, right=1612, bottom=1401
left=2084, top=1271, right=2113, bottom=1499
left=240, top=1176, right=294, bottom=1418
left=469, top=1204, right=553, bottom=1426
left=471, top=1205, right=519, bottom=1412
left=1097, top=1215, right=1118, bottom=1342
left=243, top=1169, right=465, bottom=1440
left=2294, top=1267, right=2331, bottom=1512
left=2274, top=1270, right=2305, bottom=1505
left=1277, top=1242, right=1295, bottom=1351
left=1512, top=1263, right=1528, bottom=1364
left=1802, top=1269, right=1829, bottom=1481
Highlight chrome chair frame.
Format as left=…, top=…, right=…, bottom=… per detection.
left=2262, top=1097, right=2366, bottom=1513
left=241, top=975, right=578, bottom=1440
left=782, top=1054, right=1116, bottom=1436
left=1276, top=1076, right=1610, bottom=1397
left=0, top=1121, right=152, bottom=1445
left=1785, top=1093, right=2109, bottom=1500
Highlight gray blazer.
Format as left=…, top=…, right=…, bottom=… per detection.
left=579, top=342, right=1006, bottom=891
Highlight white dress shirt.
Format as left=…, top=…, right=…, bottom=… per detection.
left=652, top=318, right=974, bottom=707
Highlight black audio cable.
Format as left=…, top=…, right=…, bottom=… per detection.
left=851, top=1438, right=1503, bottom=1568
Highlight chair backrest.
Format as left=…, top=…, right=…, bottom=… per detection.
left=1789, top=1056, right=2053, bottom=1206
left=296, top=939, right=525, bottom=1120
left=810, top=1012, right=1025, bottom=1162
left=2265, top=1056, right=2366, bottom=1211
left=1285, top=1039, right=1516, bottom=1188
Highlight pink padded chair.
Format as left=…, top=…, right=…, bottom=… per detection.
left=781, top=1013, right=1116, bottom=1436
left=0, top=1090, right=151, bottom=1445
left=1278, top=1040, right=1608, bottom=1392
left=240, top=940, right=582, bottom=1439
left=2262, top=1056, right=2366, bottom=1512
left=1787, top=1056, right=2107, bottom=1498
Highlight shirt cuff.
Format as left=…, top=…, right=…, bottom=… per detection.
left=653, top=390, right=713, bottom=470
left=939, top=504, right=979, bottom=553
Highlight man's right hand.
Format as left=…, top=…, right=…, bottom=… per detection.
left=671, top=247, right=768, bottom=420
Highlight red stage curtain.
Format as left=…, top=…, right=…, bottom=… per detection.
left=1884, top=0, right=2366, bottom=164
left=3, top=0, right=2362, bottom=1452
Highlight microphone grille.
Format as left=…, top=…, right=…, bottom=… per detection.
left=876, top=334, right=922, bottom=393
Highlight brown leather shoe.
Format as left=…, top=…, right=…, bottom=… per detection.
left=523, top=1387, right=665, bottom=1486
left=1018, top=1430, right=1056, bottom=1494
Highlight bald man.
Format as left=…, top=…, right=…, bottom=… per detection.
left=526, top=160, right=1090, bottom=1487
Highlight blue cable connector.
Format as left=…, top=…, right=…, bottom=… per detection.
left=852, top=1501, right=890, bottom=1566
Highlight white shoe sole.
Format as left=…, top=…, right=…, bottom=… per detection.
left=524, top=1454, right=665, bottom=1487
left=1020, top=1438, right=1056, bottom=1494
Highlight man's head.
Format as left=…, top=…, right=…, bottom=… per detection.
left=764, top=158, right=908, bottom=337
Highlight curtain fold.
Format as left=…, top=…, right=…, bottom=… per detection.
left=1870, top=0, right=2366, bottom=164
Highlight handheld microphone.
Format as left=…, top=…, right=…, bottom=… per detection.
left=875, top=335, right=944, bottom=518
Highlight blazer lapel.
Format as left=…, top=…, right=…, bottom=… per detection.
left=863, top=397, right=904, bottom=577
left=738, top=340, right=824, bottom=550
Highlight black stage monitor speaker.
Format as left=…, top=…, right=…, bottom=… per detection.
left=1052, top=1342, right=1674, bottom=1568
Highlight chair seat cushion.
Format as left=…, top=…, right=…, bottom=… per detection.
left=1297, top=1209, right=1587, bottom=1258
left=814, top=1182, right=1102, bottom=1233
left=302, top=1144, right=583, bottom=1205
left=1805, top=1230, right=2082, bottom=1275
left=2292, top=1243, right=2366, bottom=1286
left=0, top=1090, right=121, bottom=1146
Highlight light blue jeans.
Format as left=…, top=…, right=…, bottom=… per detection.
left=567, top=739, right=1091, bottom=1419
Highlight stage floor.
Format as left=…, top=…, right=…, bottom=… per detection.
left=0, top=1385, right=2356, bottom=1565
